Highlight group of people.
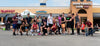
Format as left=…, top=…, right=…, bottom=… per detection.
left=12, top=12, right=94, bottom=36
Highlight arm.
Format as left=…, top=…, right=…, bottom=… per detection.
left=69, top=16, right=75, bottom=21
left=31, top=24, right=33, bottom=30
left=12, top=17, right=14, bottom=21
left=78, top=16, right=81, bottom=23
left=20, top=25, right=22, bottom=31
left=37, top=24, right=39, bottom=29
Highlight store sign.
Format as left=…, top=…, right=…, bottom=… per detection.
left=83, top=6, right=89, bottom=9
left=1, top=10, right=15, bottom=13
left=76, top=6, right=83, bottom=8
left=76, top=5, right=89, bottom=9
left=36, top=10, right=47, bottom=14
left=73, top=3, right=92, bottom=5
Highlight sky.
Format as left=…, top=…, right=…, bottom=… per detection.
left=0, top=0, right=99, bottom=6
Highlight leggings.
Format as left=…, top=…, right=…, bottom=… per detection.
left=77, top=28, right=80, bottom=34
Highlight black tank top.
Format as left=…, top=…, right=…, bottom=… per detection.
left=61, top=17, right=65, bottom=24
left=61, top=17, right=64, bottom=21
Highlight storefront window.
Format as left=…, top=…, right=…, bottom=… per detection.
left=87, top=0, right=91, bottom=1
left=72, top=0, right=77, bottom=1
left=80, top=0, right=84, bottom=2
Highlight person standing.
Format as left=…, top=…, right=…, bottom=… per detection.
left=12, top=12, right=18, bottom=36
left=38, top=16, right=42, bottom=31
left=56, top=16, right=61, bottom=34
left=76, top=22, right=81, bottom=35
left=58, top=15, right=62, bottom=34
left=26, top=13, right=32, bottom=29
left=61, top=13, right=66, bottom=35
left=5, top=21, right=11, bottom=30
left=70, top=13, right=75, bottom=35
left=37, top=16, right=42, bottom=35
left=17, top=14, right=23, bottom=35
left=75, top=13, right=81, bottom=28
left=66, top=13, right=72, bottom=34
left=47, top=13, right=53, bottom=35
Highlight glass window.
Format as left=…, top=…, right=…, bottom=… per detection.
left=87, top=0, right=91, bottom=1
left=80, top=0, right=84, bottom=2
left=72, top=0, right=77, bottom=1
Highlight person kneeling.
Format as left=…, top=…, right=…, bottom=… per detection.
left=51, top=23, right=58, bottom=35
left=42, top=22, right=48, bottom=36
left=30, top=21, right=39, bottom=36
left=20, top=22, right=29, bottom=36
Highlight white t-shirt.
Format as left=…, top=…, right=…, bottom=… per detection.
left=17, top=16, right=23, bottom=24
left=47, top=15, right=53, bottom=24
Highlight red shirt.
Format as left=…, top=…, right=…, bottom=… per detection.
left=33, top=24, right=38, bottom=30
left=13, top=16, right=18, bottom=24
left=85, top=21, right=92, bottom=27
left=52, top=24, right=57, bottom=31
left=81, top=24, right=85, bottom=30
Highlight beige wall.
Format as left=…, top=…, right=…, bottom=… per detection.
left=0, top=7, right=70, bottom=14
left=70, top=0, right=93, bottom=27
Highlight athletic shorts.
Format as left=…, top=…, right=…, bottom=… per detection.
left=17, top=24, right=22, bottom=29
left=82, top=30, right=85, bottom=32
left=13, top=24, right=17, bottom=29
left=67, top=22, right=71, bottom=28
left=30, top=29, right=40, bottom=33
left=61, top=24, right=65, bottom=28
left=49, top=24, right=53, bottom=27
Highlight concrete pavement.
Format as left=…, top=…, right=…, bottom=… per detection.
left=0, top=30, right=100, bottom=46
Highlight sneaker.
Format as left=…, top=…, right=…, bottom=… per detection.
left=26, top=34, right=28, bottom=36
left=32, top=34, right=34, bottom=36
left=38, top=33, right=41, bottom=35
left=35, top=33, right=38, bottom=36
left=70, top=33, right=74, bottom=35
left=13, top=32, right=16, bottom=36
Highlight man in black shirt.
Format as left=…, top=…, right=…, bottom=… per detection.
left=26, top=13, right=32, bottom=29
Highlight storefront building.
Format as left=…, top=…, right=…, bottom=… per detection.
left=0, top=0, right=100, bottom=26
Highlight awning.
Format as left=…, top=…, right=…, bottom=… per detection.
left=0, top=14, right=7, bottom=17
left=7, top=14, right=15, bottom=17
left=36, top=14, right=67, bottom=17
left=0, top=14, right=15, bottom=18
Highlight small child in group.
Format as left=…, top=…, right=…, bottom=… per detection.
left=81, top=22, right=85, bottom=35
left=30, top=21, right=40, bottom=36
left=85, top=24, right=88, bottom=36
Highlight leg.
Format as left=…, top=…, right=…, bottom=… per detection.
left=25, top=29, right=28, bottom=36
left=20, top=29, right=23, bottom=36
left=77, top=28, right=80, bottom=35
left=58, top=26, right=61, bottom=34
left=12, top=24, right=17, bottom=36
left=71, top=26, right=74, bottom=35
left=67, top=28, right=70, bottom=34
